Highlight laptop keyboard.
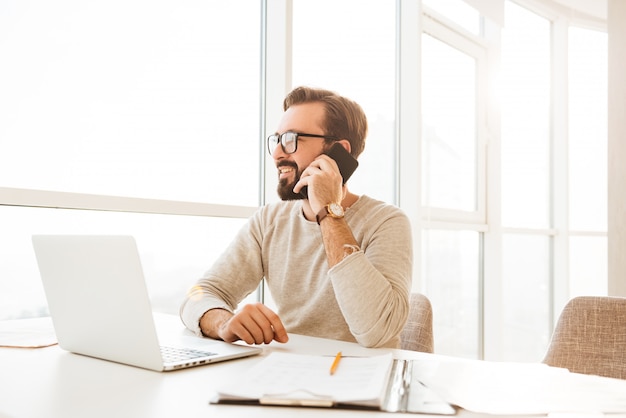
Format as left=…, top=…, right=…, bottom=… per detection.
left=160, top=345, right=217, bottom=363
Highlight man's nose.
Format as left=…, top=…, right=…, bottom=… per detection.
left=271, top=143, right=287, bottom=160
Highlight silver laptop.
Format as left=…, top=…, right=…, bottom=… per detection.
left=32, top=235, right=262, bottom=372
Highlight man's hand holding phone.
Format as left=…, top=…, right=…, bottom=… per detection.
left=296, top=143, right=359, bottom=204
left=296, top=154, right=345, bottom=211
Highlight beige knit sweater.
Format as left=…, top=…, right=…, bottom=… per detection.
left=180, top=195, right=413, bottom=348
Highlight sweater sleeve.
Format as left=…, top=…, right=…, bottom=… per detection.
left=329, top=208, right=412, bottom=348
left=179, top=213, right=265, bottom=335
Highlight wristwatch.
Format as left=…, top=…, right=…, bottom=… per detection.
left=316, top=202, right=345, bottom=225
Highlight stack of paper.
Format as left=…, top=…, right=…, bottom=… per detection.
left=215, top=352, right=394, bottom=407
left=0, top=317, right=57, bottom=348
left=212, top=352, right=455, bottom=414
left=418, top=357, right=626, bottom=415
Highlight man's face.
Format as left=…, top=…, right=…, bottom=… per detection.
left=272, top=102, right=328, bottom=200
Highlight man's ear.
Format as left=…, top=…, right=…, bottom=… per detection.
left=337, top=139, right=352, bottom=154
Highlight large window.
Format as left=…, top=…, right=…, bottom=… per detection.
left=501, top=2, right=551, bottom=230
left=499, top=1, right=553, bottom=362
left=568, top=25, right=608, bottom=296
left=423, top=230, right=481, bottom=358
left=420, top=6, right=487, bottom=358
left=0, top=205, right=247, bottom=320
left=0, top=0, right=261, bottom=320
left=422, top=34, right=478, bottom=214
left=419, top=0, right=607, bottom=361
left=496, top=1, right=607, bottom=361
left=290, top=0, right=397, bottom=204
left=0, top=1, right=261, bottom=206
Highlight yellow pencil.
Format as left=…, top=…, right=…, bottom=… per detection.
left=329, top=351, right=342, bottom=375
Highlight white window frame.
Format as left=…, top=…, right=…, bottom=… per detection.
left=420, top=9, right=489, bottom=228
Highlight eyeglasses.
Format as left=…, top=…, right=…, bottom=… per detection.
left=267, top=132, right=340, bottom=155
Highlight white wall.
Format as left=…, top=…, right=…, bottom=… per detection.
left=608, top=0, right=626, bottom=295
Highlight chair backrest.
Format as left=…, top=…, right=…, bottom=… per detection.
left=543, top=296, right=626, bottom=379
left=400, top=293, right=434, bottom=353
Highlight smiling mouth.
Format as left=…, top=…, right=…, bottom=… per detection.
left=278, top=165, right=295, bottom=179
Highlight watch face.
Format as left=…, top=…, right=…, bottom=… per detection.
left=329, top=202, right=344, bottom=217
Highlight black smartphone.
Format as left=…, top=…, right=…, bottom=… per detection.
left=300, top=143, right=359, bottom=198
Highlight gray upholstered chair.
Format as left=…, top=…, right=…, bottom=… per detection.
left=542, top=296, right=626, bottom=379
left=400, top=293, right=434, bottom=353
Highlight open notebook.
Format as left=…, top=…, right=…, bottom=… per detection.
left=212, top=352, right=455, bottom=414
left=32, top=235, right=262, bottom=372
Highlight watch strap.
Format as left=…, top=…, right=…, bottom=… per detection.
left=316, top=206, right=330, bottom=224
left=316, top=203, right=344, bottom=225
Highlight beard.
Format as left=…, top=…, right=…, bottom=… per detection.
left=277, top=161, right=306, bottom=201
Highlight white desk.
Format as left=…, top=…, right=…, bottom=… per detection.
left=2, top=314, right=626, bottom=418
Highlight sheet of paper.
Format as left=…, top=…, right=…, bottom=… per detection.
left=217, top=352, right=394, bottom=404
left=0, top=317, right=57, bottom=348
left=417, top=357, right=626, bottom=415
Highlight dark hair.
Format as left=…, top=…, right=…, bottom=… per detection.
left=283, top=86, right=368, bottom=158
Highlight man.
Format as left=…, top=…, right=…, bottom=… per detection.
left=180, top=86, right=412, bottom=348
